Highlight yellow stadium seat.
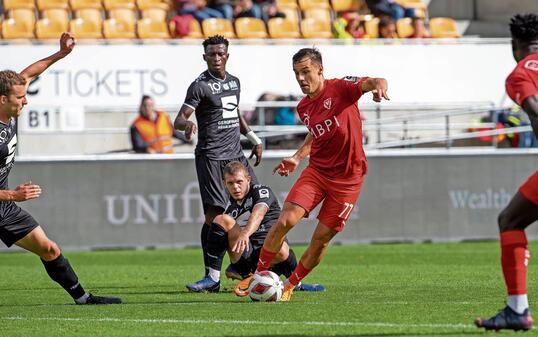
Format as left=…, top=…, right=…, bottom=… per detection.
left=429, top=17, right=460, bottom=38
left=137, top=18, right=170, bottom=38
left=234, top=17, right=267, bottom=39
left=137, top=0, right=170, bottom=10
left=276, top=0, right=297, bottom=9
left=202, top=18, right=234, bottom=39
left=36, top=18, right=65, bottom=38
left=331, top=0, right=360, bottom=12
left=396, top=17, right=412, bottom=38
left=303, top=8, right=330, bottom=22
left=300, top=18, right=332, bottom=38
left=298, top=0, right=330, bottom=10
left=1, top=18, right=34, bottom=38
left=169, top=17, right=203, bottom=38
left=103, top=18, right=136, bottom=38
left=109, top=8, right=137, bottom=27
left=141, top=8, right=167, bottom=22
left=278, top=6, right=299, bottom=23
left=103, top=0, right=136, bottom=9
left=70, top=0, right=102, bottom=9
left=69, top=17, right=103, bottom=38
left=267, top=17, right=299, bottom=38
left=36, top=0, right=69, bottom=10
left=75, top=8, right=103, bottom=25
left=364, top=16, right=378, bottom=38
left=4, top=0, right=36, bottom=10
left=396, top=0, right=426, bottom=10
left=42, top=8, right=69, bottom=28
left=8, top=8, right=37, bottom=28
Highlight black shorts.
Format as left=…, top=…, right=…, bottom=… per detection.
left=195, top=154, right=258, bottom=213
left=0, top=202, right=39, bottom=247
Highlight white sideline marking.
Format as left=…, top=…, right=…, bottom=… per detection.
left=1, top=316, right=474, bottom=329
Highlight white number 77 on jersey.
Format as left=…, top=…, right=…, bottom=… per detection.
left=338, top=202, right=354, bottom=220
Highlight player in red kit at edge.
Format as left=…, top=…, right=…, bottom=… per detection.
left=475, top=14, right=538, bottom=331
left=234, top=48, right=389, bottom=301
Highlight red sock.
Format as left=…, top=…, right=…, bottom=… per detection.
left=256, top=247, right=277, bottom=272
left=287, top=261, right=312, bottom=286
left=500, top=230, right=530, bottom=295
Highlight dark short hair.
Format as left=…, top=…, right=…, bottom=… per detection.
left=139, top=95, right=152, bottom=114
left=223, top=161, right=249, bottom=178
left=203, top=35, right=229, bottom=51
left=0, top=70, right=26, bottom=96
left=510, top=14, right=538, bottom=43
left=292, top=48, right=322, bottom=65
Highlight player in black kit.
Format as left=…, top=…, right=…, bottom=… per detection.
left=0, top=33, right=121, bottom=305
left=188, top=161, right=325, bottom=293
left=174, top=35, right=263, bottom=291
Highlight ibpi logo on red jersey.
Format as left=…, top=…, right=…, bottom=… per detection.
left=323, top=98, right=332, bottom=109
left=524, top=60, right=538, bottom=71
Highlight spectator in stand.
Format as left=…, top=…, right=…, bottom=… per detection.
left=365, top=0, right=414, bottom=21
left=379, top=16, right=397, bottom=38
left=233, top=0, right=263, bottom=20
left=411, top=17, right=431, bottom=38
left=130, top=95, right=191, bottom=154
left=208, top=0, right=233, bottom=21
left=179, top=0, right=224, bottom=22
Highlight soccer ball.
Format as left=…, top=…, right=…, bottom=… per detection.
left=248, top=271, right=283, bottom=302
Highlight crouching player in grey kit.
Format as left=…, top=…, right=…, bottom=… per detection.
left=0, top=33, right=121, bottom=305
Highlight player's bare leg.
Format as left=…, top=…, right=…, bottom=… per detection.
left=475, top=192, right=538, bottom=331
left=16, top=226, right=121, bottom=305
left=280, top=222, right=337, bottom=301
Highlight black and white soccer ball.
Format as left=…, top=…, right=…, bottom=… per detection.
left=248, top=270, right=283, bottom=302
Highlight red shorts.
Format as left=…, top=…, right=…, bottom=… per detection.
left=519, top=171, right=538, bottom=205
left=285, top=166, right=365, bottom=232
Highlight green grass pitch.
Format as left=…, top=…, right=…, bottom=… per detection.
left=1, top=242, right=536, bottom=337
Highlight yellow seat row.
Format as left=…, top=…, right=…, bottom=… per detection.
left=3, top=0, right=170, bottom=11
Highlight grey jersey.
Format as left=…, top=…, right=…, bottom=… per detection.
left=183, top=70, right=243, bottom=160
left=0, top=118, right=17, bottom=190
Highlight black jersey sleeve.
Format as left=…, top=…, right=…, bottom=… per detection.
left=183, top=81, right=205, bottom=110
left=251, top=185, right=276, bottom=209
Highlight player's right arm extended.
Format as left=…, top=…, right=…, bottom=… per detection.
left=522, top=95, right=538, bottom=139
left=0, top=182, right=41, bottom=202
left=174, top=105, right=197, bottom=140
left=273, top=132, right=312, bottom=176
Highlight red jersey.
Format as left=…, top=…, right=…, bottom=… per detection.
left=297, top=77, right=367, bottom=178
left=506, top=53, right=538, bottom=106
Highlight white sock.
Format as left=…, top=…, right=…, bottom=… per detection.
left=208, top=268, right=220, bottom=282
left=508, top=294, right=529, bottom=314
left=74, top=293, right=90, bottom=304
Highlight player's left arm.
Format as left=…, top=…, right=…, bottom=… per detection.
left=19, top=32, right=75, bottom=87
left=231, top=203, right=268, bottom=254
left=360, top=77, right=390, bottom=102
left=238, top=111, right=263, bottom=166
left=522, top=95, right=538, bottom=139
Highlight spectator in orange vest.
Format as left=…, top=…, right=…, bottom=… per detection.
left=130, top=95, right=191, bottom=153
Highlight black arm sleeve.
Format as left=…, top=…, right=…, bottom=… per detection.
left=130, top=125, right=148, bottom=153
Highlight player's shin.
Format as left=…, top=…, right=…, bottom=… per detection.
left=41, top=254, right=87, bottom=302
left=256, top=247, right=278, bottom=273
left=207, top=223, right=228, bottom=282
left=287, top=261, right=312, bottom=287
left=201, top=222, right=210, bottom=276
left=500, top=230, right=530, bottom=314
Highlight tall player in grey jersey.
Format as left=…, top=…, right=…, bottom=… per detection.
left=174, top=35, right=263, bottom=291
left=0, top=33, right=121, bottom=305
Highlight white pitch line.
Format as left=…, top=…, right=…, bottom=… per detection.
left=1, top=316, right=475, bottom=329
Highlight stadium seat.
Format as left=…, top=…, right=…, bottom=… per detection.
left=75, top=8, right=103, bottom=25
left=298, top=0, right=330, bottom=11
left=267, top=17, right=300, bottom=38
left=8, top=8, right=37, bottom=28
left=36, top=0, right=69, bottom=10
left=141, top=8, right=168, bottom=22
left=303, top=8, right=331, bottom=22
left=4, top=0, right=36, bottom=10
left=36, top=18, right=66, bottom=39
left=276, top=0, right=298, bottom=9
left=234, top=17, right=267, bottom=39
left=69, top=17, right=103, bottom=38
left=278, top=6, right=299, bottom=23
left=109, top=8, right=137, bottom=27
left=1, top=18, right=35, bottom=38
left=429, top=17, right=460, bottom=38
left=169, top=18, right=203, bottom=38
left=103, top=0, right=136, bottom=10
left=331, top=0, right=361, bottom=13
left=70, top=0, right=103, bottom=10
left=42, top=8, right=70, bottom=28
left=103, top=18, right=137, bottom=38
left=136, top=0, right=170, bottom=10
left=137, top=18, right=170, bottom=38
left=396, top=17, right=413, bottom=38
left=364, top=16, right=379, bottom=38
left=300, top=18, right=332, bottom=38
left=201, top=18, right=235, bottom=39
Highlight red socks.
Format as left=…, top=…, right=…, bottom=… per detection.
left=288, top=261, right=312, bottom=286
left=256, top=247, right=277, bottom=272
left=500, top=230, right=530, bottom=295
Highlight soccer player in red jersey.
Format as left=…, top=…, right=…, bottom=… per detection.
left=475, top=14, right=538, bottom=331
left=234, top=48, right=389, bottom=300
